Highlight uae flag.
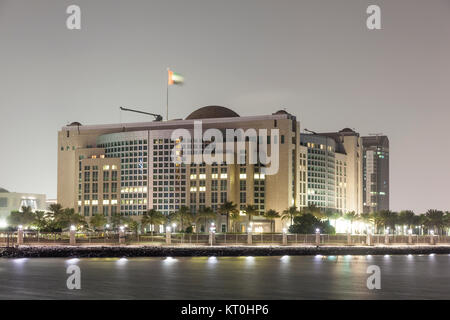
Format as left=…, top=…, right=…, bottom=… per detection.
left=168, top=69, right=184, bottom=85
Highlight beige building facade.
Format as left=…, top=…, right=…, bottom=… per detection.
left=57, top=106, right=364, bottom=232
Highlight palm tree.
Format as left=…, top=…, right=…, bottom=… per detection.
left=7, top=206, right=35, bottom=228
left=281, top=206, right=301, bottom=226
left=32, top=210, right=48, bottom=231
left=218, top=202, right=238, bottom=232
left=303, top=204, right=325, bottom=220
left=243, top=204, right=259, bottom=228
left=399, top=210, right=415, bottom=234
left=229, top=211, right=242, bottom=232
left=344, top=211, right=357, bottom=233
left=425, top=209, right=446, bottom=235
left=56, top=208, right=87, bottom=229
left=195, top=207, right=216, bottom=233
left=264, top=209, right=280, bottom=232
left=48, top=203, right=64, bottom=218
left=385, top=211, right=399, bottom=233
left=111, top=212, right=130, bottom=229
left=90, top=214, right=107, bottom=231
left=170, top=206, right=193, bottom=232
left=141, top=209, right=166, bottom=235
left=360, top=212, right=373, bottom=232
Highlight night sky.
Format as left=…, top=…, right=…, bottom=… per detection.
left=1, top=0, right=449, bottom=213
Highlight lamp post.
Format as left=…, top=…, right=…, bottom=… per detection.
left=282, top=228, right=287, bottom=245
left=209, top=223, right=216, bottom=246
left=408, top=229, right=413, bottom=245
left=315, top=228, right=320, bottom=246
left=385, top=227, right=390, bottom=245
left=247, top=224, right=253, bottom=245
left=166, top=226, right=172, bottom=245
left=366, top=227, right=372, bottom=246
left=119, top=225, right=125, bottom=245
left=430, top=230, right=435, bottom=245
left=17, top=225, right=24, bottom=245
left=69, top=225, right=76, bottom=246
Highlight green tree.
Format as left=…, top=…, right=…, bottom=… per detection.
left=344, top=211, right=358, bottom=233
left=281, top=206, right=301, bottom=226
left=399, top=210, right=416, bottom=233
left=302, top=204, right=324, bottom=220
left=110, top=213, right=130, bottom=229
left=264, top=209, right=280, bottom=233
left=424, top=209, right=446, bottom=235
left=7, top=206, right=35, bottom=228
left=288, top=213, right=335, bottom=234
left=141, top=209, right=166, bottom=235
left=128, top=220, right=140, bottom=236
left=194, top=207, right=216, bottom=233
left=170, top=206, right=193, bottom=232
left=242, top=204, right=259, bottom=225
left=229, top=210, right=242, bottom=232
left=55, top=208, right=87, bottom=229
left=31, top=210, right=48, bottom=231
left=90, top=214, right=107, bottom=231
left=218, top=202, right=238, bottom=232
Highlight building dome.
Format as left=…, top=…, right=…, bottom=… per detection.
left=273, top=110, right=289, bottom=115
left=68, top=122, right=82, bottom=126
left=340, top=128, right=355, bottom=133
left=186, top=106, right=240, bottom=120
left=0, top=187, right=9, bottom=193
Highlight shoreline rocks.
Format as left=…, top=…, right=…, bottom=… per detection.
left=1, top=245, right=450, bottom=258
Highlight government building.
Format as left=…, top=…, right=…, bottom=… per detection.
left=57, top=106, right=380, bottom=232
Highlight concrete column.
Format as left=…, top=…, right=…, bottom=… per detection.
left=119, top=227, right=125, bottom=245
left=408, top=230, right=413, bottom=245
left=17, top=228, right=24, bottom=245
left=166, top=227, right=171, bottom=245
left=315, top=230, right=320, bottom=246
left=282, top=232, right=287, bottom=245
left=69, top=230, right=76, bottom=246
left=347, top=232, right=351, bottom=245
left=385, top=233, right=389, bottom=245
left=247, top=231, right=252, bottom=245
left=366, top=233, right=372, bottom=246
left=209, top=231, right=215, bottom=246
left=430, top=234, right=435, bottom=245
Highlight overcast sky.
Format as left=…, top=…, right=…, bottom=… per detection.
left=0, top=0, right=449, bottom=213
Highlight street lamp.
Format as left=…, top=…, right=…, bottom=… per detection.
left=70, top=225, right=76, bottom=231
left=315, top=228, right=320, bottom=234
left=18, top=225, right=23, bottom=230
left=119, top=226, right=125, bottom=232
left=408, top=229, right=413, bottom=235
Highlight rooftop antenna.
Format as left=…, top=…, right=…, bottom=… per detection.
left=119, top=106, right=163, bottom=121
left=304, top=128, right=317, bottom=134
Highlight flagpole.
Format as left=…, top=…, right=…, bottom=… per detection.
left=166, top=67, right=169, bottom=121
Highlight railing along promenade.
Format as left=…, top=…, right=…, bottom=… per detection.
left=1, top=230, right=449, bottom=247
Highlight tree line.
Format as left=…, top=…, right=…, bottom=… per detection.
left=3, top=203, right=449, bottom=235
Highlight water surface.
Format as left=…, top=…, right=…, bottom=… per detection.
left=0, top=255, right=448, bottom=299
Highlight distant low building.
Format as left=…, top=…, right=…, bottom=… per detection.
left=0, top=187, right=47, bottom=221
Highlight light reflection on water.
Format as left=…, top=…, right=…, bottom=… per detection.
left=0, top=255, right=448, bottom=300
